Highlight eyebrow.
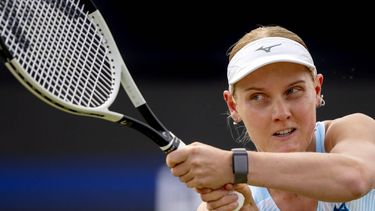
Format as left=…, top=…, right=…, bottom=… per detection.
left=288, top=80, right=306, bottom=87
left=243, top=80, right=306, bottom=92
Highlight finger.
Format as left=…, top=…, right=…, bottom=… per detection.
left=223, top=183, right=235, bottom=191
left=165, top=147, right=188, bottom=168
left=196, top=188, right=213, bottom=194
left=200, top=188, right=229, bottom=202
left=185, top=176, right=198, bottom=188
left=205, top=192, right=239, bottom=210
left=180, top=172, right=195, bottom=187
left=170, top=163, right=189, bottom=178
left=208, top=203, right=239, bottom=211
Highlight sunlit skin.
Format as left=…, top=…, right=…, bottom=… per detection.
left=165, top=26, right=375, bottom=210
left=224, top=62, right=324, bottom=153
left=167, top=61, right=375, bottom=210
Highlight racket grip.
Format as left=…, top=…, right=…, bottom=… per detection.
left=233, top=191, right=245, bottom=211
left=161, top=132, right=185, bottom=153
left=164, top=134, right=244, bottom=210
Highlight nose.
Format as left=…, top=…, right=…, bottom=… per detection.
left=272, top=98, right=291, bottom=121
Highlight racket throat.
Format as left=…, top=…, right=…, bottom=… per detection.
left=117, top=115, right=179, bottom=150
left=137, top=104, right=169, bottom=132
left=135, top=104, right=186, bottom=153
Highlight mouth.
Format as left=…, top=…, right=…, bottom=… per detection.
left=273, top=128, right=296, bottom=137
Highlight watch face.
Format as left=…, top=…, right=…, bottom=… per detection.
left=232, top=148, right=248, bottom=183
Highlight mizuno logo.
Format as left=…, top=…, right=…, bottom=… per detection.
left=256, top=43, right=281, bottom=53
left=334, top=203, right=349, bottom=211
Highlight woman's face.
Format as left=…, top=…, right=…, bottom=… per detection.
left=225, top=62, right=323, bottom=152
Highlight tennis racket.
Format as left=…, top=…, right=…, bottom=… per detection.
left=0, top=0, right=244, bottom=209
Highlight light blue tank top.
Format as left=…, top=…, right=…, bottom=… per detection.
left=250, top=121, right=375, bottom=211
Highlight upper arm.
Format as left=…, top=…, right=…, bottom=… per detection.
left=325, top=113, right=375, bottom=186
left=325, top=113, right=375, bottom=150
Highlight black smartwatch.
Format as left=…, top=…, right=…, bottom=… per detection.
left=231, top=148, right=248, bottom=183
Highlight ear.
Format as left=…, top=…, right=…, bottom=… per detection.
left=223, top=90, right=240, bottom=122
left=314, top=74, right=324, bottom=106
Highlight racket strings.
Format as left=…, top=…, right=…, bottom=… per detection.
left=0, top=0, right=116, bottom=108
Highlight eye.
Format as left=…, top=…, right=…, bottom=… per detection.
left=250, top=93, right=265, bottom=102
left=285, top=86, right=302, bottom=96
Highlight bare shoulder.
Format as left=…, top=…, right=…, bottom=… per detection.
left=323, top=113, right=375, bottom=150
left=324, top=113, right=374, bottom=128
left=340, top=112, right=374, bottom=120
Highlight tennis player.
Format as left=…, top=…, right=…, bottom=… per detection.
left=166, top=25, right=375, bottom=210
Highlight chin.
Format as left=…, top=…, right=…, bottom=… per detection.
left=274, top=144, right=303, bottom=153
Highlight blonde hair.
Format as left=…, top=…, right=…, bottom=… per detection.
left=227, top=25, right=312, bottom=95
left=227, top=25, right=308, bottom=61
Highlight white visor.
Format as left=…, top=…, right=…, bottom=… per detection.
left=227, top=37, right=316, bottom=85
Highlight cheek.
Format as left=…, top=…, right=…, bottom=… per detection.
left=296, top=101, right=315, bottom=115
left=295, top=104, right=316, bottom=134
left=239, top=104, right=268, bottom=127
left=294, top=96, right=317, bottom=139
left=295, top=90, right=317, bottom=114
left=240, top=109, right=270, bottom=147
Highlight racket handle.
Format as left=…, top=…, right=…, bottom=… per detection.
left=160, top=132, right=185, bottom=153
left=164, top=134, right=244, bottom=210
left=233, top=191, right=245, bottom=211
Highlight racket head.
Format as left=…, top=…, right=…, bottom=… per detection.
left=0, top=0, right=185, bottom=150
left=0, top=0, right=123, bottom=119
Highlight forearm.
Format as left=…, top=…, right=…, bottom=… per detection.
left=248, top=151, right=369, bottom=201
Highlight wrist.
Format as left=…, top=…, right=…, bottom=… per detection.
left=231, top=148, right=248, bottom=184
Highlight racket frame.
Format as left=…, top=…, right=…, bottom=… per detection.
left=0, top=1, right=183, bottom=153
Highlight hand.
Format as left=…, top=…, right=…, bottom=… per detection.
left=166, top=142, right=233, bottom=189
left=196, top=184, right=258, bottom=211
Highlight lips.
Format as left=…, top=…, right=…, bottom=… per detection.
left=273, top=128, right=296, bottom=137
